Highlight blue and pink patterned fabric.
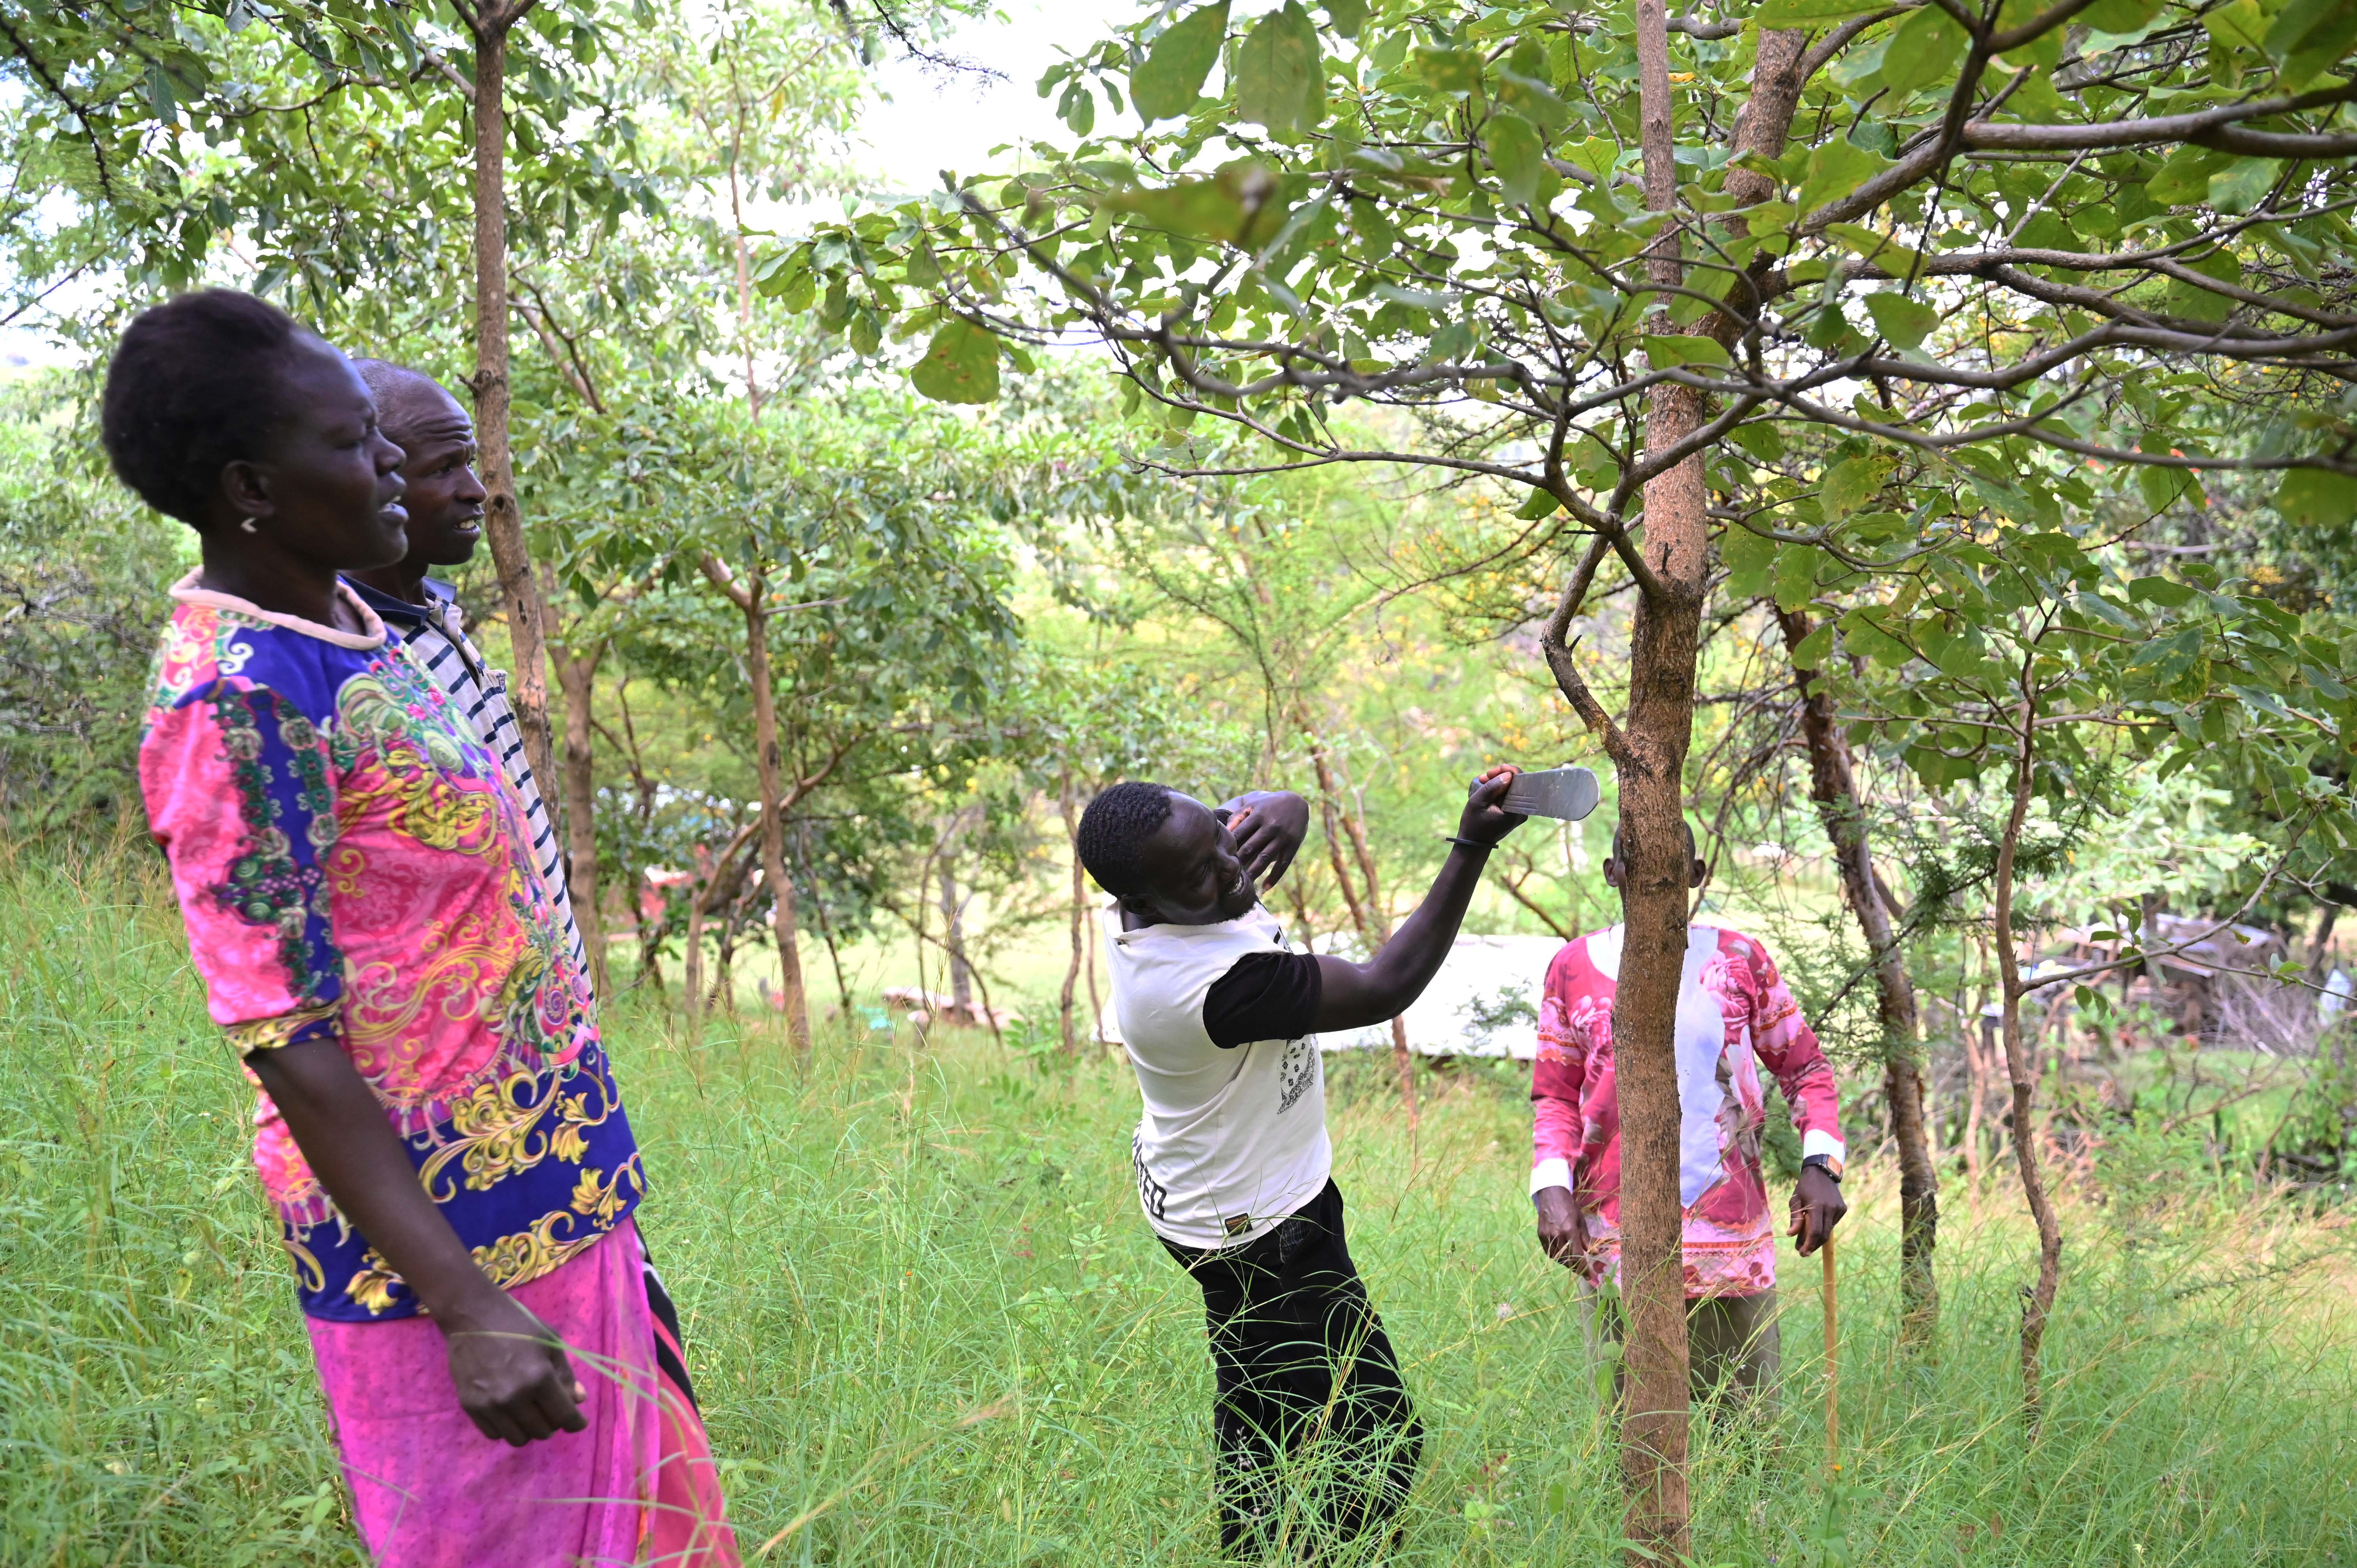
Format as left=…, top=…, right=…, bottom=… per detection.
left=139, top=574, right=642, bottom=1322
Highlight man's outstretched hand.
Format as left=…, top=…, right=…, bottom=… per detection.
left=1458, top=765, right=1527, bottom=847
left=1788, top=1163, right=1847, bottom=1256
left=1225, top=790, right=1310, bottom=889
left=1533, top=1184, right=1590, bottom=1270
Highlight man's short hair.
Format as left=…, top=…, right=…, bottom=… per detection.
left=351, top=358, right=449, bottom=437
left=1610, top=819, right=1700, bottom=861
left=101, top=289, right=308, bottom=528
left=1077, top=781, right=1177, bottom=897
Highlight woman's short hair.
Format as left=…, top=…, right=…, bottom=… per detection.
left=100, top=289, right=311, bottom=527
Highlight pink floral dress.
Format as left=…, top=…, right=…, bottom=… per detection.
left=1530, top=922, right=1845, bottom=1298
left=139, top=574, right=642, bottom=1322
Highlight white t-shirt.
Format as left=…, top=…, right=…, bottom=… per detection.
left=1106, top=905, right=1332, bottom=1250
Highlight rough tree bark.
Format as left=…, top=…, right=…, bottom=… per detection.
left=1992, top=684, right=2064, bottom=1428
left=1527, top=9, right=1819, bottom=1558
left=1775, top=606, right=1939, bottom=1349
left=938, top=852, right=975, bottom=1017
left=698, top=554, right=811, bottom=1059
left=554, top=636, right=608, bottom=1000
left=459, top=0, right=558, bottom=805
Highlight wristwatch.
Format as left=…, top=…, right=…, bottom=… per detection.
left=1803, top=1153, right=1845, bottom=1182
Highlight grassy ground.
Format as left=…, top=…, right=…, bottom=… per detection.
left=3, top=855, right=2353, bottom=1566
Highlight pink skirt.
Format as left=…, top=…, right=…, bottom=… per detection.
left=306, top=1219, right=739, bottom=1567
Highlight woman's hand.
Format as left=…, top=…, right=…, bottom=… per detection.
left=1223, top=790, right=1311, bottom=889
left=438, top=1286, right=590, bottom=1446
left=249, top=1037, right=590, bottom=1446
left=1534, top=1185, right=1590, bottom=1269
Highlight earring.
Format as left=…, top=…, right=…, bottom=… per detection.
left=239, top=517, right=259, bottom=535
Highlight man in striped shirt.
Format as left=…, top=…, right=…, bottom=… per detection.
left=342, top=361, right=588, bottom=985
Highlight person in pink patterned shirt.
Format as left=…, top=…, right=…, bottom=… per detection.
left=109, top=291, right=736, bottom=1566
left=1530, top=823, right=1847, bottom=1401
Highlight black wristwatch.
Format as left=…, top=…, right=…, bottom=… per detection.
left=1803, top=1153, right=1844, bottom=1182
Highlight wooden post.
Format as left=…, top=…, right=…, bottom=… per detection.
left=1822, top=1234, right=1839, bottom=1470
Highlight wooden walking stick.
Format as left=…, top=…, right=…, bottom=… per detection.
left=1822, top=1232, right=1839, bottom=1469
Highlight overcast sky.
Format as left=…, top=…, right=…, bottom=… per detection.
left=850, top=0, right=1134, bottom=198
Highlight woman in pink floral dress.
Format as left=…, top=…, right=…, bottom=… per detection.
left=106, top=290, right=736, bottom=1567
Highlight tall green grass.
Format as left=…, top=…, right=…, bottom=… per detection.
left=2, top=855, right=2351, bottom=1565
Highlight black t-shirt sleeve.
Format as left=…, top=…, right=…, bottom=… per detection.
left=1201, top=951, right=1323, bottom=1049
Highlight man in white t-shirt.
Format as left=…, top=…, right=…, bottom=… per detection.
left=1077, top=770, right=1525, bottom=1558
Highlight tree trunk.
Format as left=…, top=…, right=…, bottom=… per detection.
left=683, top=853, right=710, bottom=1046
left=464, top=5, right=558, bottom=809
left=1583, top=2, right=1717, bottom=1556
left=739, top=576, right=811, bottom=1058
left=1059, top=779, right=1086, bottom=1056
left=1992, top=693, right=2064, bottom=1430
left=938, top=851, right=975, bottom=1016
left=555, top=639, right=608, bottom=1001
left=1775, top=606, right=1939, bottom=1351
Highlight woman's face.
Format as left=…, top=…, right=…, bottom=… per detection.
left=235, top=334, right=410, bottom=571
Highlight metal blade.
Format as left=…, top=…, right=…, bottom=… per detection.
left=1475, top=765, right=1602, bottom=823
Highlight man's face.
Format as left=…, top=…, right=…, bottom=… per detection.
left=382, top=379, right=485, bottom=567
left=1122, top=793, right=1258, bottom=926
left=1603, top=849, right=1708, bottom=891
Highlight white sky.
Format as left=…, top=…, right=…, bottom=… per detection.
left=0, top=3, right=1140, bottom=369
left=849, top=0, right=1135, bottom=198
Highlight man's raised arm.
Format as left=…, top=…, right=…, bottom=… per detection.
left=1311, top=767, right=1523, bottom=1033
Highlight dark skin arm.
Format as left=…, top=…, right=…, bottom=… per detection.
left=247, top=1038, right=587, bottom=1446
left=1311, top=767, right=1523, bottom=1033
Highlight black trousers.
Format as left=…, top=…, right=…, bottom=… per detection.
left=1161, top=1180, right=1422, bottom=1558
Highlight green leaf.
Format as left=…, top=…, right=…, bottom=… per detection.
left=2129, top=575, right=2198, bottom=608
left=1413, top=46, right=1485, bottom=94
left=1772, top=544, right=1825, bottom=611
left=1486, top=113, right=1544, bottom=206
left=1825, top=222, right=1923, bottom=275
left=2202, top=0, right=2268, bottom=50
left=2147, top=146, right=2230, bottom=207
left=2080, top=0, right=2164, bottom=30
left=1497, top=65, right=1567, bottom=131
left=1799, top=139, right=1894, bottom=219
left=1822, top=454, right=1892, bottom=517
left=911, top=318, right=1002, bottom=404
left=1514, top=487, right=1562, bottom=520
left=2209, top=157, right=2284, bottom=214
left=2279, top=468, right=2357, bottom=528
left=1754, top=0, right=1888, bottom=23
left=1647, top=334, right=1732, bottom=369
left=2163, top=251, right=2241, bottom=323
left=1234, top=3, right=1322, bottom=132
left=2265, top=0, right=2357, bottom=88
left=1877, top=5, right=1971, bottom=95
left=1322, top=0, right=1367, bottom=38
left=1100, top=161, right=1291, bottom=247
left=1133, top=2, right=1229, bottom=123
left=1728, top=422, right=1785, bottom=462
left=1863, top=292, right=1939, bottom=351
left=1722, top=526, right=1777, bottom=599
